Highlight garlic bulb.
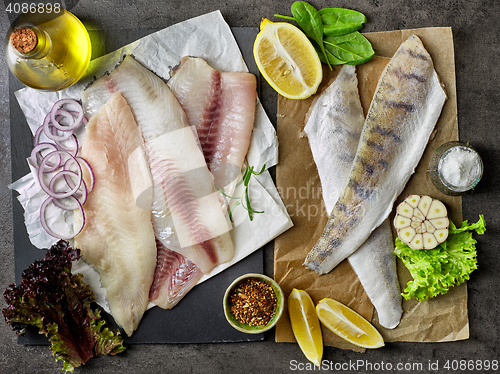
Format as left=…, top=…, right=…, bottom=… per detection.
left=394, top=195, right=449, bottom=250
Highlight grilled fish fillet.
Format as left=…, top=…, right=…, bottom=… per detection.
left=304, top=64, right=402, bottom=329
left=304, top=35, right=447, bottom=274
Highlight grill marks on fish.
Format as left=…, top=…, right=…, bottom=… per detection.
left=149, top=239, right=203, bottom=309
left=393, top=67, right=427, bottom=83
left=385, top=100, right=416, bottom=112
left=407, top=49, right=430, bottom=61
left=304, top=64, right=403, bottom=329
left=304, top=35, right=447, bottom=274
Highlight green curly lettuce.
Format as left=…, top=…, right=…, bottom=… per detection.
left=394, top=215, right=485, bottom=301
left=3, top=240, right=126, bottom=372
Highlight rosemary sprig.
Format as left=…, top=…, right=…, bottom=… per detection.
left=216, top=164, right=266, bottom=222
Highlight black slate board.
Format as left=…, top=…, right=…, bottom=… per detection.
left=10, top=27, right=267, bottom=344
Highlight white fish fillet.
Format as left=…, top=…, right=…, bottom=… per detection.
left=304, top=35, right=447, bottom=274
left=304, top=65, right=402, bottom=329
left=348, top=221, right=401, bottom=329
left=168, top=56, right=257, bottom=197
left=149, top=239, right=203, bottom=309
left=75, top=92, right=157, bottom=336
left=82, top=55, right=234, bottom=274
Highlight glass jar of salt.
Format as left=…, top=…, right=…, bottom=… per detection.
left=428, top=142, right=483, bottom=195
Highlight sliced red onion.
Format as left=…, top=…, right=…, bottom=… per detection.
left=62, top=158, right=86, bottom=198
left=40, top=196, right=85, bottom=240
left=38, top=151, right=82, bottom=199
left=33, top=124, right=45, bottom=146
left=72, top=179, right=88, bottom=206
left=50, top=108, right=76, bottom=131
left=67, top=110, right=88, bottom=127
left=48, top=169, right=82, bottom=199
left=51, top=194, right=82, bottom=211
left=33, top=98, right=92, bottom=240
left=43, top=113, right=73, bottom=142
left=50, top=99, right=85, bottom=131
left=54, top=134, right=79, bottom=156
left=29, top=142, right=60, bottom=171
left=76, top=156, right=95, bottom=192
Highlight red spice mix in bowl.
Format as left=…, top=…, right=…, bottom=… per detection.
left=223, top=273, right=284, bottom=334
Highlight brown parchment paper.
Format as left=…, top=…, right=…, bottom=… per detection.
left=274, top=27, right=468, bottom=350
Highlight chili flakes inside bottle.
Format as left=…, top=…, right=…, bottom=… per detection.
left=229, top=278, right=277, bottom=326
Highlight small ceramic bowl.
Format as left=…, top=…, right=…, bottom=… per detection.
left=223, top=273, right=284, bottom=334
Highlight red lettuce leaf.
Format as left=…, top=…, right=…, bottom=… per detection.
left=3, top=240, right=125, bottom=372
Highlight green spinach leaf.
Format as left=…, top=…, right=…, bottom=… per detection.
left=319, top=8, right=367, bottom=36
left=290, top=1, right=332, bottom=69
left=321, top=31, right=375, bottom=65
left=275, top=2, right=374, bottom=67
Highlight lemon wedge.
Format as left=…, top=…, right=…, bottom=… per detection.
left=316, top=298, right=384, bottom=349
left=253, top=18, right=322, bottom=99
left=288, top=288, right=323, bottom=366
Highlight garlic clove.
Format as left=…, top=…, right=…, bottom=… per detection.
left=409, top=233, right=423, bottom=250
left=397, top=202, right=413, bottom=218
left=394, top=215, right=411, bottom=229
left=426, top=199, right=447, bottom=220
left=406, top=195, right=421, bottom=208
left=417, top=195, right=433, bottom=216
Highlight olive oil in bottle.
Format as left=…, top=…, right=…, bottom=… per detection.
left=5, top=9, right=91, bottom=91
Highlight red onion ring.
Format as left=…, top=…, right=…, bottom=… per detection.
left=71, top=179, right=88, bottom=206
left=29, top=142, right=60, bottom=172
left=38, top=151, right=82, bottom=199
left=32, top=98, right=93, bottom=240
left=55, top=134, right=79, bottom=157
left=50, top=108, right=76, bottom=131
left=40, top=196, right=85, bottom=240
left=43, top=113, right=73, bottom=142
left=50, top=98, right=85, bottom=131
left=76, top=156, right=95, bottom=192
left=50, top=99, right=84, bottom=126
left=51, top=194, right=82, bottom=211
left=48, top=169, right=82, bottom=199
left=62, top=158, right=88, bottom=203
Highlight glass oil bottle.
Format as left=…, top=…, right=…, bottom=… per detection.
left=5, top=9, right=91, bottom=91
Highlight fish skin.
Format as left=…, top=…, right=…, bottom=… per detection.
left=348, top=220, right=402, bottom=329
left=75, top=92, right=157, bottom=337
left=168, top=56, right=257, bottom=197
left=304, top=35, right=447, bottom=274
left=82, top=55, right=234, bottom=274
left=304, top=64, right=402, bottom=329
left=149, top=239, right=203, bottom=309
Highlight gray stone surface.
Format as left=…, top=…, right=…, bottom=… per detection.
left=1, top=1, right=498, bottom=373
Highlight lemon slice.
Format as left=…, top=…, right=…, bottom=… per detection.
left=253, top=18, right=322, bottom=99
left=316, top=298, right=384, bottom=349
left=288, top=288, right=323, bottom=366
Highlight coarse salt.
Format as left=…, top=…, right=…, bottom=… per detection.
left=438, top=146, right=482, bottom=191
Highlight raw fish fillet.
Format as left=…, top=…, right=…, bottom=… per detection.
left=74, top=92, right=157, bottom=337
left=304, top=64, right=402, bottom=329
left=82, top=55, right=234, bottom=275
left=149, top=239, right=203, bottom=309
left=348, top=221, right=401, bottom=329
left=168, top=56, right=257, bottom=197
left=304, top=35, right=447, bottom=274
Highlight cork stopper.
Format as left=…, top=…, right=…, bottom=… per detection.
left=11, top=26, right=38, bottom=54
